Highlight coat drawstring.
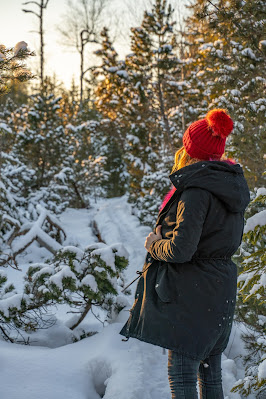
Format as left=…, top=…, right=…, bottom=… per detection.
left=121, top=264, right=152, bottom=293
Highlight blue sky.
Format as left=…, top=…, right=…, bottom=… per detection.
left=1, top=0, right=189, bottom=89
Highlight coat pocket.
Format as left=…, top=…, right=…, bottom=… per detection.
left=155, top=263, right=172, bottom=303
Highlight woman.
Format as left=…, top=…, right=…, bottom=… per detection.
left=119, top=108, right=250, bottom=398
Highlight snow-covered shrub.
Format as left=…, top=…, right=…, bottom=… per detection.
left=24, top=243, right=129, bottom=332
left=11, top=204, right=65, bottom=252
left=0, top=149, right=69, bottom=222
left=0, top=270, right=27, bottom=341
left=232, top=187, right=266, bottom=397
left=0, top=151, right=35, bottom=260
left=0, top=270, right=55, bottom=343
left=1, top=186, right=66, bottom=267
left=54, top=154, right=108, bottom=208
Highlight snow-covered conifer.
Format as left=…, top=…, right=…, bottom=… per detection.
left=24, top=243, right=129, bottom=331
left=0, top=42, right=35, bottom=96
left=233, top=187, right=266, bottom=397
left=183, top=0, right=265, bottom=188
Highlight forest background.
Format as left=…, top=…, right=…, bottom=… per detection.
left=0, top=0, right=265, bottom=397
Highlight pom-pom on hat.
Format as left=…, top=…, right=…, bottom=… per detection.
left=183, top=108, right=234, bottom=160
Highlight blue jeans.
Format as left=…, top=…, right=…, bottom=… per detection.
left=168, top=351, right=224, bottom=399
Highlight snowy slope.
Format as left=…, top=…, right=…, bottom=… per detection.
left=0, top=194, right=254, bottom=399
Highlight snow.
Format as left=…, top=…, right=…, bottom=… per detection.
left=245, top=272, right=266, bottom=299
left=50, top=266, right=77, bottom=290
left=11, top=205, right=64, bottom=254
left=2, top=213, right=21, bottom=227
left=159, top=44, right=172, bottom=52
left=241, top=48, right=257, bottom=60
left=259, top=40, right=266, bottom=49
left=107, top=67, right=118, bottom=73
left=0, top=293, right=29, bottom=318
left=256, top=187, right=266, bottom=198
left=244, top=210, right=266, bottom=234
left=230, top=89, right=241, bottom=97
left=0, top=122, right=12, bottom=133
left=61, top=245, right=85, bottom=258
left=31, top=264, right=54, bottom=280
left=14, top=41, right=28, bottom=56
left=116, top=70, right=128, bottom=78
left=12, top=222, right=62, bottom=253
left=258, top=358, right=266, bottom=382
left=0, top=195, right=258, bottom=399
left=196, top=70, right=205, bottom=77
left=199, top=42, right=214, bottom=52
left=54, top=167, right=73, bottom=183
left=126, top=134, right=140, bottom=144
left=87, top=243, right=125, bottom=273
left=81, top=274, right=98, bottom=292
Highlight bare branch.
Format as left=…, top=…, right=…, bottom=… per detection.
left=22, top=1, right=41, bottom=7
left=57, top=0, right=110, bottom=104
left=82, top=65, right=97, bottom=77
left=22, top=9, right=40, bottom=18
left=0, top=325, right=14, bottom=343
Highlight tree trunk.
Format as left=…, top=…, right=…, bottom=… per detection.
left=40, top=0, right=44, bottom=89
left=80, top=31, right=84, bottom=105
left=72, top=180, right=87, bottom=208
left=157, top=79, right=175, bottom=157
left=70, top=301, right=92, bottom=330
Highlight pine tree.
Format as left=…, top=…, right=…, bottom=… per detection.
left=232, top=187, right=266, bottom=397
left=12, top=92, right=70, bottom=188
left=93, top=27, right=128, bottom=197
left=183, top=0, right=266, bottom=188
left=94, top=119, right=128, bottom=198
left=59, top=119, right=108, bottom=205
left=24, top=243, right=129, bottom=331
left=93, top=2, right=184, bottom=217
left=0, top=98, right=18, bottom=152
left=123, top=0, right=185, bottom=223
left=94, top=27, right=128, bottom=120
left=0, top=42, right=35, bottom=97
left=0, top=268, right=56, bottom=343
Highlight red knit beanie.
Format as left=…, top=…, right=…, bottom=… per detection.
left=183, top=108, right=234, bottom=160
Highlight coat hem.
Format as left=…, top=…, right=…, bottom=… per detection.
left=119, top=330, right=206, bottom=361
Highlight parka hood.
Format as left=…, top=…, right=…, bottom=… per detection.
left=169, top=160, right=250, bottom=213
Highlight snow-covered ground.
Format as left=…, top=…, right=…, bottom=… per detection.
left=0, top=194, right=255, bottom=399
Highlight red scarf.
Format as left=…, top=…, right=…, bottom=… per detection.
left=159, top=185, right=177, bottom=212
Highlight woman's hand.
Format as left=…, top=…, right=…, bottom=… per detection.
left=144, top=225, right=162, bottom=252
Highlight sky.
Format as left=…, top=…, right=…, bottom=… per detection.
left=0, top=0, right=190, bottom=90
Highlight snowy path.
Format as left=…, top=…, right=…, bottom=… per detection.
left=93, top=194, right=151, bottom=290
left=1, top=195, right=252, bottom=399
left=59, top=207, right=98, bottom=249
left=91, top=195, right=173, bottom=398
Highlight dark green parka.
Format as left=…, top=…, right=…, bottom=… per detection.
left=119, top=160, right=250, bottom=361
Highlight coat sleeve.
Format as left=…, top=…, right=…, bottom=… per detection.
left=149, top=187, right=210, bottom=263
